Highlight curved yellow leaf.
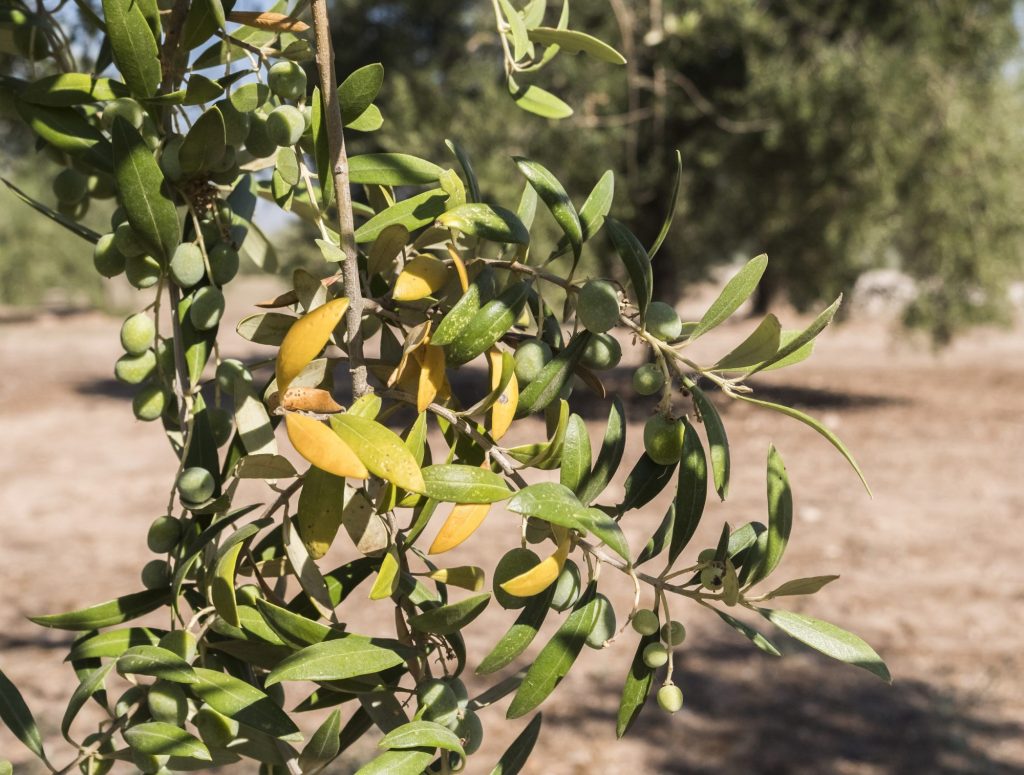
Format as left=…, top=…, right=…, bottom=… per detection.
left=488, top=348, right=518, bottom=441
left=416, top=343, right=446, bottom=412
left=429, top=502, right=491, bottom=554
left=429, top=566, right=485, bottom=591
left=276, top=297, right=350, bottom=393
left=280, top=386, right=344, bottom=414
left=499, top=531, right=571, bottom=597
left=393, top=255, right=448, bottom=301
left=447, top=244, right=469, bottom=292
left=285, top=413, right=368, bottom=480
left=329, top=414, right=426, bottom=494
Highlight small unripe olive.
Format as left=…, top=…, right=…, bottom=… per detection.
left=170, top=242, right=205, bottom=288
left=87, top=173, right=117, bottom=200
left=132, top=384, right=167, bottom=422
left=159, top=630, right=197, bottom=663
left=245, top=112, right=278, bottom=158
left=57, top=197, right=89, bottom=221
left=448, top=678, right=469, bottom=709
left=189, top=286, right=225, bottom=331
left=147, top=681, right=188, bottom=725
left=217, top=99, right=251, bottom=145
left=79, top=732, right=115, bottom=775
left=493, top=548, right=541, bottom=609
left=102, top=97, right=145, bottom=131
left=266, top=105, right=306, bottom=147
left=209, top=243, right=240, bottom=285
left=416, top=679, right=459, bottom=727
left=643, top=414, right=685, bottom=465
left=141, top=558, right=171, bottom=589
left=120, top=313, right=156, bottom=355
left=631, top=609, right=660, bottom=636
left=125, top=254, right=162, bottom=289
left=147, top=515, right=182, bottom=553
left=52, top=167, right=89, bottom=203
left=586, top=593, right=616, bottom=649
left=93, top=233, right=126, bottom=278
left=207, top=406, right=233, bottom=447
left=159, top=135, right=185, bottom=182
left=114, top=685, right=147, bottom=719
left=580, top=332, right=621, bottom=370
left=514, top=338, right=552, bottom=384
left=700, top=561, right=726, bottom=590
left=632, top=363, right=665, bottom=396
left=661, top=620, right=687, bottom=646
left=177, top=466, right=215, bottom=503
left=114, top=350, right=156, bottom=384
left=549, top=560, right=581, bottom=612
left=697, top=548, right=716, bottom=564
left=456, top=709, right=484, bottom=755
left=215, top=358, right=252, bottom=391
left=113, top=222, right=146, bottom=258
left=642, top=642, right=669, bottom=668
left=645, top=301, right=682, bottom=342
left=657, top=683, right=684, bottom=713
left=268, top=60, right=307, bottom=101
left=524, top=516, right=552, bottom=544
left=577, top=279, right=620, bottom=333
left=131, top=750, right=168, bottom=774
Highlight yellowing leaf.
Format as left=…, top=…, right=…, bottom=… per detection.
left=500, top=529, right=571, bottom=597
left=329, top=414, right=426, bottom=493
left=280, top=386, right=344, bottom=414
left=429, top=502, right=490, bottom=554
left=429, top=566, right=485, bottom=591
left=369, top=547, right=400, bottom=600
left=285, top=413, right=368, bottom=480
left=488, top=348, right=518, bottom=440
left=393, top=255, right=448, bottom=301
left=415, top=343, right=446, bottom=412
left=227, top=11, right=309, bottom=32
left=447, top=244, right=469, bottom=292
left=276, top=297, right=349, bottom=393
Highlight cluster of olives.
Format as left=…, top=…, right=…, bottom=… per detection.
left=631, top=609, right=687, bottom=713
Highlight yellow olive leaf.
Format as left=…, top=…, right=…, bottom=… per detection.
left=280, top=386, right=344, bottom=414
left=276, top=297, right=350, bottom=393
left=415, top=343, right=446, bottom=412
left=285, top=413, right=369, bottom=480
left=329, top=414, right=426, bottom=494
left=447, top=243, right=469, bottom=292
left=429, top=502, right=491, bottom=554
left=429, top=566, right=485, bottom=591
left=369, top=546, right=400, bottom=600
left=227, top=11, right=309, bottom=32
left=488, top=348, right=519, bottom=440
left=500, top=529, right=571, bottom=597
left=393, top=255, right=449, bottom=301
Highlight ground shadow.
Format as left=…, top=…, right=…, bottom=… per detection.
left=547, top=640, right=1021, bottom=774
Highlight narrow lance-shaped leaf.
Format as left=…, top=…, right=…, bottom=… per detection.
left=714, top=609, right=781, bottom=656
left=669, top=418, right=707, bottom=562
left=445, top=139, right=481, bottom=203
left=0, top=668, right=47, bottom=764
left=348, top=153, right=444, bottom=186
left=298, top=709, right=342, bottom=772
left=689, top=383, right=729, bottom=500
left=514, top=157, right=582, bottom=258
left=379, top=720, right=465, bottom=755
left=763, top=575, right=840, bottom=600
left=712, top=314, right=782, bottom=371
left=615, top=632, right=658, bottom=738
left=526, top=27, right=627, bottom=65
left=489, top=713, right=543, bottom=775
left=30, top=589, right=171, bottom=630
left=747, top=445, right=793, bottom=586
left=330, top=414, right=426, bottom=494
left=748, top=295, right=842, bottom=375
left=759, top=609, right=891, bottom=682
left=649, top=150, right=682, bottom=258
left=515, top=331, right=591, bottom=417
left=339, top=63, right=384, bottom=124
left=124, top=722, right=211, bottom=760
left=408, top=593, right=491, bottom=635
left=689, top=254, right=768, bottom=339
left=61, top=662, right=115, bottom=741
left=355, top=189, right=449, bottom=243
left=560, top=414, right=591, bottom=494
left=578, top=397, right=626, bottom=504
left=606, top=218, right=653, bottom=317
left=437, top=203, right=530, bottom=245
left=508, top=78, right=573, bottom=120
left=422, top=464, right=511, bottom=504
left=266, top=638, right=407, bottom=686
left=102, top=0, right=161, bottom=97
left=477, top=586, right=555, bottom=674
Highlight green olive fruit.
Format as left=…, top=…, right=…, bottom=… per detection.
left=114, top=685, right=147, bottom=719
left=643, top=414, right=685, bottom=465
left=79, top=731, right=115, bottom=775
left=524, top=516, right=552, bottom=544
left=130, top=750, right=168, bottom=774
left=266, top=105, right=306, bottom=147
left=631, top=608, right=660, bottom=636
left=207, top=406, right=233, bottom=447
left=237, top=584, right=262, bottom=607
left=245, top=112, right=278, bottom=158
left=586, top=593, right=617, bottom=649
left=101, top=97, right=145, bottom=131
left=147, top=681, right=188, bottom=725
left=147, top=516, right=182, bottom=553
left=448, top=677, right=469, bottom=709
left=580, top=332, right=621, bottom=370
left=661, top=620, right=687, bottom=646
left=125, top=253, right=162, bottom=289
left=159, top=630, right=197, bottom=662
left=170, top=242, right=205, bottom=288
left=513, top=338, right=552, bottom=384
left=549, top=560, right=581, bottom=612
left=697, top=548, right=716, bottom=563
left=268, top=60, right=307, bottom=101
left=57, top=197, right=89, bottom=221
left=700, top=562, right=726, bottom=591
left=159, top=135, right=185, bottom=182
left=643, top=642, right=669, bottom=668
left=114, top=350, right=156, bottom=384
left=155, top=338, right=175, bottom=378
left=189, top=286, right=225, bottom=331
left=455, top=709, right=484, bottom=755
left=133, top=384, right=167, bottom=422
left=493, top=547, right=541, bottom=609
left=215, top=358, right=252, bottom=391
left=113, top=222, right=147, bottom=258
left=87, top=173, right=116, bottom=199
left=110, top=206, right=127, bottom=229
left=120, top=313, right=156, bottom=355
left=416, top=679, right=459, bottom=727
left=209, top=243, right=240, bottom=285
left=216, top=99, right=251, bottom=145
left=645, top=301, right=682, bottom=342
left=141, top=559, right=171, bottom=589
left=577, top=279, right=620, bottom=333
left=194, top=705, right=239, bottom=748
left=657, top=683, right=684, bottom=713
left=632, top=363, right=665, bottom=396
left=177, top=466, right=215, bottom=503
left=52, top=167, right=89, bottom=203
left=93, top=233, right=126, bottom=278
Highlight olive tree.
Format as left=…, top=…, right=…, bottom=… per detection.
left=0, top=0, right=889, bottom=772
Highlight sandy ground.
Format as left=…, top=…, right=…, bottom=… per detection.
left=1, top=278, right=1022, bottom=774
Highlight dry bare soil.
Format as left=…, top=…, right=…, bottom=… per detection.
left=1, top=282, right=1022, bottom=774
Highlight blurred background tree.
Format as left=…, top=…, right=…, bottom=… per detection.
left=327, top=0, right=1024, bottom=342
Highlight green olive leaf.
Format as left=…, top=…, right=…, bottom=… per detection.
left=116, top=646, right=197, bottom=684
left=379, top=719, right=465, bottom=755
left=477, top=586, right=555, bottom=675
left=355, top=189, right=449, bottom=243
left=759, top=609, right=891, bottom=682
left=689, top=254, right=768, bottom=340
left=437, top=202, right=531, bottom=244
left=408, top=593, right=491, bottom=635
left=712, top=314, right=782, bottom=371
left=348, top=153, right=444, bottom=186
left=340, top=62, right=384, bottom=124
left=508, top=78, right=573, bottom=120
left=515, top=331, right=591, bottom=417
left=668, top=418, right=708, bottom=562
left=190, top=668, right=302, bottom=740
left=421, top=464, right=511, bottom=504
left=298, top=709, right=342, bottom=771
left=124, top=722, right=211, bottom=760
left=605, top=217, right=653, bottom=317
left=615, top=631, right=657, bottom=738
left=577, top=397, right=626, bottom=505
left=265, top=638, right=407, bottom=686
left=714, top=609, right=781, bottom=656
left=489, top=713, right=543, bottom=775
left=649, top=149, right=682, bottom=258
left=688, top=382, right=730, bottom=500
left=747, top=295, right=841, bottom=375
left=29, top=589, right=171, bottom=631
left=514, top=157, right=581, bottom=258
left=102, top=0, right=161, bottom=97
left=0, top=668, right=47, bottom=764
left=559, top=414, right=591, bottom=494
left=526, top=27, right=627, bottom=65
